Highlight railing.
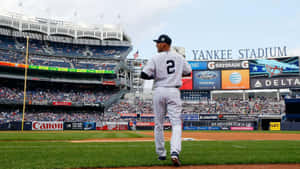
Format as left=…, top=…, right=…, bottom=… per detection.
left=0, top=15, right=128, bottom=42
left=103, top=90, right=129, bottom=108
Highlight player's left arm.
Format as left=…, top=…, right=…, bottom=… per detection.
left=141, top=57, right=155, bottom=80
left=140, top=72, right=154, bottom=79
left=182, top=59, right=192, bottom=77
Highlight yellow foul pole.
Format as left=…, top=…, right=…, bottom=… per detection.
left=21, top=36, right=29, bottom=131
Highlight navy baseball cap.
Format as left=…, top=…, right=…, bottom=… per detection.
left=153, top=34, right=172, bottom=45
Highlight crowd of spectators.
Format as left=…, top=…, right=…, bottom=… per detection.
left=0, top=110, right=122, bottom=124
left=106, top=100, right=153, bottom=114
left=0, top=34, right=126, bottom=70
left=0, top=95, right=286, bottom=124
left=0, top=35, right=129, bottom=58
left=0, top=86, right=116, bottom=105
left=0, top=48, right=25, bottom=64
left=0, top=48, right=118, bottom=70
left=182, top=96, right=285, bottom=114
left=107, top=96, right=285, bottom=116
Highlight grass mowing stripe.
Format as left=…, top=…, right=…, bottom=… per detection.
left=0, top=131, right=151, bottom=141
left=183, top=130, right=300, bottom=134
left=0, top=144, right=151, bottom=149
left=1, top=140, right=300, bottom=169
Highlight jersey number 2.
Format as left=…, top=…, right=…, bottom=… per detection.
left=166, top=60, right=175, bottom=74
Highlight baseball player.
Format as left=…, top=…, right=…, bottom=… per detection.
left=141, top=34, right=192, bottom=166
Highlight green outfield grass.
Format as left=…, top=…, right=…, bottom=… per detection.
left=0, top=131, right=300, bottom=169
left=0, top=131, right=151, bottom=141
left=182, top=130, right=300, bottom=134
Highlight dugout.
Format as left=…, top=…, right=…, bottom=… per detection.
left=260, top=118, right=281, bottom=130
left=281, top=98, right=300, bottom=130
left=284, top=98, right=300, bottom=121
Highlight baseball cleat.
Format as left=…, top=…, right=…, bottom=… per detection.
left=171, top=152, right=181, bottom=167
left=158, top=156, right=166, bottom=160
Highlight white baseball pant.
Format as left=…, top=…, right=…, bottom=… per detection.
left=153, top=87, right=182, bottom=157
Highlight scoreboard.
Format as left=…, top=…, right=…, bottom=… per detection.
left=181, top=56, right=300, bottom=91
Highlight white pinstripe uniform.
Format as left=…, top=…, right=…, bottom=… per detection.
left=143, top=51, right=192, bottom=157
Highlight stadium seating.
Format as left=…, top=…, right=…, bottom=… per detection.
left=0, top=86, right=117, bottom=105
left=0, top=95, right=285, bottom=125
left=0, top=35, right=128, bottom=70
left=107, top=96, right=285, bottom=116
left=0, top=48, right=118, bottom=70
left=181, top=96, right=285, bottom=114
left=0, top=111, right=120, bottom=124
left=0, top=35, right=129, bottom=58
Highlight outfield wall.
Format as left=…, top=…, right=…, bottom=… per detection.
left=0, top=120, right=257, bottom=131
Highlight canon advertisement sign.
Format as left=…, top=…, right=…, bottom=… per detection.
left=32, top=121, right=64, bottom=130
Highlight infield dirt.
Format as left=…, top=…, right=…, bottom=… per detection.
left=73, top=131, right=300, bottom=169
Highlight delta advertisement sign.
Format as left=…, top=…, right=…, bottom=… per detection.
left=249, top=56, right=300, bottom=89
left=32, top=121, right=63, bottom=130
left=221, top=69, right=250, bottom=90
left=251, top=77, right=300, bottom=89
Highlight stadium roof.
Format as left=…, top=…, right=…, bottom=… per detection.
left=0, top=10, right=131, bottom=42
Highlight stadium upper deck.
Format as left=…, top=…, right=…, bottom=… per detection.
left=0, top=11, right=133, bottom=78
left=0, top=10, right=131, bottom=44
left=0, top=11, right=132, bottom=61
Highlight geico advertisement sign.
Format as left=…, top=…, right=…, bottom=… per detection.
left=32, top=121, right=63, bottom=130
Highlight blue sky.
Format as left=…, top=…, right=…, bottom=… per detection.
left=1, top=0, right=300, bottom=60
left=136, top=0, right=300, bottom=60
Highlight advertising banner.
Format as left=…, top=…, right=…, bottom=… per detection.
left=193, top=71, right=221, bottom=90
left=188, top=61, right=207, bottom=70
left=221, top=114, right=240, bottom=120
left=249, top=56, right=299, bottom=78
left=180, top=91, right=210, bottom=100
left=83, top=122, right=96, bottom=130
left=83, top=103, right=100, bottom=107
left=183, top=126, right=221, bottom=130
left=0, top=122, right=32, bottom=130
left=129, top=122, right=171, bottom=127
left=64, top=122, right=83, bottom=130
left=102, top=81, right=116, bottom=85
left=269, top=122, right=281, bottom=131
left=0, top=123, right=10, bottom=130
left=136, top=122, right=154, bottom=126
left=96, top=122, right=128, bottom=130
left=281, top=121, right=300, bottom=130
left=250, top=76, right=300, bottom=89
left=52, top=102, right=72, bottom=106
left=32, top=121, right=63, bottom=130
left=198, top=114, right=219, bottom=120
left=221, top=69, right=250, bottom=89
left=120, top=113, right=137, bottom=118
left=0, top=61, right=115, bottom=74
left=180, top=72, right=193, bottom=90
left=184, top=121, right=256, bottom=130
left=230, top=126, right=254, bottom=131
left=140, top=114, right=154, bottom=118
left=181, top=114, right=199, bottom=121
left=96, top=122, right=108, bottom=130
left=208, top=61, right=249, bottom=70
